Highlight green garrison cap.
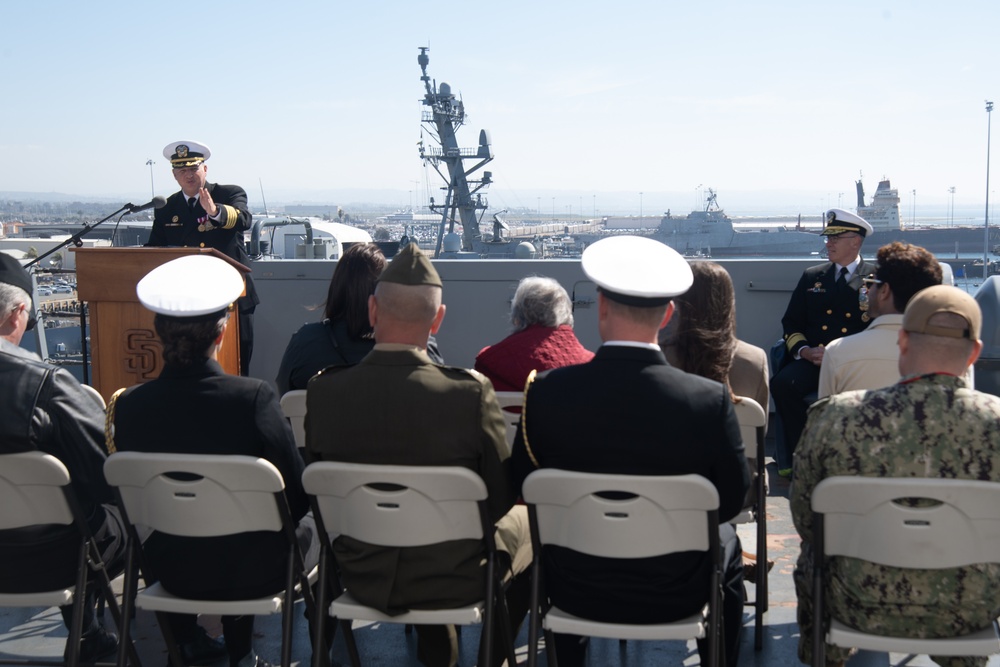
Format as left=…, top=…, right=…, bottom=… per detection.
left=379, top=243, right=442, bottom=287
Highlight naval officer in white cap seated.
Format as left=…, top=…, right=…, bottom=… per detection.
left=108, top=255, right=315, bottom=667
left=146, top=140, right=258, bottom=376
left=509, top=235, right=750, bottom=667
left=770, top=209, right=876, bottom=477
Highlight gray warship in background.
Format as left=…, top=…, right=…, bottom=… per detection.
left=649, top=182, right=1000, bottom=258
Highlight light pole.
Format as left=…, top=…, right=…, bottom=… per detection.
left=911, top=189, right=916, bottom=228
left=949, top=186, right=956, bottom=227
left=551, top=197, right=555, bottom=220
left=593, top=194, right=596, bottom=218
left=145, top=159, right=155, bottom=198
left=639, top=192, right=643, bottom=220
left=838, top=192, right=844, bottom=209
left=985, top=100, right=994, bottom=280
left=537, top=197, right=541, bottom=216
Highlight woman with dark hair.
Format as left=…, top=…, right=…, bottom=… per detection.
left=277, top=243, right=386, bottom=393
left=659, top=261, right=769, bottom=412
left=659, top=261, right=771, bottom=579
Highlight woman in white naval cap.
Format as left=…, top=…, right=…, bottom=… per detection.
left=109, top=255, right=315, bottom=667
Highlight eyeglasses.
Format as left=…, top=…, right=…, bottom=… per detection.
left=11, top=304, right=36, bottom=331
left=172, top=166, right=202, bottom=175
left=858, top=275, right=883, bottom=316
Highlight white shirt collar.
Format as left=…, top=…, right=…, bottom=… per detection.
left=836, top=257, right=861, bottom=279
left=603, top=340, right=661, bottom=351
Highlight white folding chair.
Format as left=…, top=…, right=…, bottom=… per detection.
left=521, top=470, right=724, bottom=667
left=732, top=395, right=768, bottom=650
left=0, top=451, right=138, bottom=667
left=103, top=453, right=315, bottom=667
left=302, top=462, right=516, bottom=667
left=79, top=385, right=107, bottom=411
left=811, top=476, right=1000, bottom=666
left=280, top=390, right=308, bottom=450
left=493, top=390, right=523, bottom=454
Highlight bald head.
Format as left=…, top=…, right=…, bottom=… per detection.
left=369, top=282, right=445, bottom=347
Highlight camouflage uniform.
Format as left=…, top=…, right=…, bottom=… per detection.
left=791, top=373, right=1000, bottom=667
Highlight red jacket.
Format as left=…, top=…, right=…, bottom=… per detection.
left=474, top=324, right=594, bottom=392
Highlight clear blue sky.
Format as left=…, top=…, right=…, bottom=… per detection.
left=1, top=1, right=996, bottom=216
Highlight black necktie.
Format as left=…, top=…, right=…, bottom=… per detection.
left=837, top=266, right=848, bottom=292
left=188, top=197, right=197, bottom=212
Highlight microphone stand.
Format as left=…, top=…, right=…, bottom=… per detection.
left=25, top=203, right=133, bottom=384
left=25, top=204, right=131, bottom=269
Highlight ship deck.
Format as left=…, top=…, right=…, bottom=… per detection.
left=3, top=437, right=996, bottom=666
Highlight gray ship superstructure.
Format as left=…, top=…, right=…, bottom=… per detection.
left=653, top=189, right=824, bottom=257
left=855, top=177, right=998, bottom=255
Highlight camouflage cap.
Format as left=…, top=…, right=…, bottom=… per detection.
left=0, top=252, right=32, bottom=295
left=378, top=242, right=442, bottom=287
left=902, top=284, right=981, bottom=340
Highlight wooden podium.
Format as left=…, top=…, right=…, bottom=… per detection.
left=72, top=247, right=248, bottom=403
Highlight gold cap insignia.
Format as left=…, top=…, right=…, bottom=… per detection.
left=176, top=145, right=189, bottom=158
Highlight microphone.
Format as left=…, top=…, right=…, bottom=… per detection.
left=124, top=196, right=167, bottom=214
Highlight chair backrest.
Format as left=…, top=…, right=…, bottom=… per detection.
left=104, top=452, right=286, bottom=537
left=0, top=451, right=74, bottom=530
left=733, top=396, right=766, bottom=460
left=813, top=476, right=1000, bottom=570
left=522, top=470, right=719, bottom=559
left=493, top=391, right=523, bottom=452
left=79, top=384, right=107, bottom=410
left=280, top=390, right=307, bottom=449
left=302, top=462, right=488, bottom=547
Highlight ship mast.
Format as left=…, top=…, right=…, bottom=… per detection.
left=417, top=47, right=494, bottom=255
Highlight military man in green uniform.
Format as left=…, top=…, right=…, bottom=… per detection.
left=792, top=285, right=1000, bottom=667
left=305, top=243, right=531, bottom=667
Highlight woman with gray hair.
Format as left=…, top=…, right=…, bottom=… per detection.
left=475, top=276, right=593, bottom=391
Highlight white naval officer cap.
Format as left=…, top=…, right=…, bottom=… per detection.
left=163, top=140, right=212, bottom=168
left=137, top=255, right=244, bottom=319
left=822, top=208, right=873, bottom=237
left=582, top=235, right=693, bottom=307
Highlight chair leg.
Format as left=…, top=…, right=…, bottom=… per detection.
left=542, top=628, right=558, bottom=667
left=339, top=620, right=361, bottom=667
left=97, top=545, right=141, bottom=667
left=155, top=611, right=187, bottom=667
left=66, top=540, right=90, bottom=667
left=311, top=558, right=330, bottom=667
